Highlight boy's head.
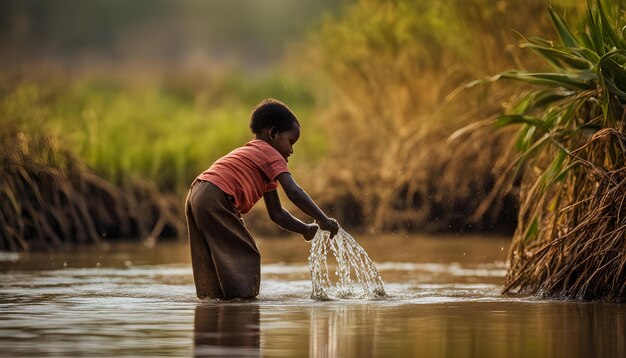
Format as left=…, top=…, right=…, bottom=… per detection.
left=250, top=98, right=301, bottom=162
left=250, top=98, right=300, bottom=134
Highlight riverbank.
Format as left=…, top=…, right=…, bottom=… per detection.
left=0, top=122, right=183, bottom=251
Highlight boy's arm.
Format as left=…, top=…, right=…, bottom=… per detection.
left=276, top=172, right=339, bottom=237
left=263, top=190, right=319, bottom=241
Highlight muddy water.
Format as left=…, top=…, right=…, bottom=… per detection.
left=1, top=234, right=624, bottom=357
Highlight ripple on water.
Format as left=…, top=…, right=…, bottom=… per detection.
left=0, top=253, right=542, bottom=358
left=1, top=259, right=512, bottom=305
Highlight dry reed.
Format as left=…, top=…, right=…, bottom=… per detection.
left=305, top=0, right=579, bottom=233
left=0, top=123, right=184, bottom=251
left=494, top=0, right=626, bottom=301
left=504, top=123, right=626, bottom=301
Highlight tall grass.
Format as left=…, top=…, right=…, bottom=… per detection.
left=0, top=118, right=184, bottom=251
left=483, top=0, right=626, bottom=300
left=1, top=72, right=324, bottom=194
left=2, top=0, right=597, bottom=244
left=0, top=69, right=326, bottom=245
left=307, top=0, right=583, bottom=233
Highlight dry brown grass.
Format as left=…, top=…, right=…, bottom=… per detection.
left=490, top=0, right=626, bottom=301
left=0, top=123, right=184, bottom=251
left=504, top=120, right=626, bottom=300
left=302, top=0, right=582, bottom=233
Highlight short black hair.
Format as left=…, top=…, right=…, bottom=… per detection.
left=249, top=98, right=300, bottom=134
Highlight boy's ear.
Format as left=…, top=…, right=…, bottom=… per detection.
left=268, top=126, right=278, bottom=140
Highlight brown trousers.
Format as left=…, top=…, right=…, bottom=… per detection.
left=185, top=180, right=260, bottom=299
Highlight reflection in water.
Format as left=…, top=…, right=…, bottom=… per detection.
left=194, top=303, right=260, bottom=358
left=309, top=305, right=382, bottom=357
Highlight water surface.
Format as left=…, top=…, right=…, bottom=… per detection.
left=1, top=234, right=624, bottom=357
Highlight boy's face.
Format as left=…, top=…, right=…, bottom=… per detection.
left=270, top=125, right=300, bottom=162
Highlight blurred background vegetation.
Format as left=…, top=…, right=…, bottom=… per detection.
left=0, top=0, right=588, bottom=245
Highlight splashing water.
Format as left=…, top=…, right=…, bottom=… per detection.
left=308, top=227, right=387, bottom=300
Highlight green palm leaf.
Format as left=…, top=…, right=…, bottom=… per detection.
left=498, top=71, right=596, bottom=90
left=597, top=50, right=626, bottom=100
left=523, top=44, right=593, bottom=70
left=548, top=5, right=579, bottom=47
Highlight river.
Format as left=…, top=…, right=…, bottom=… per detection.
left=1, top=234, right=624, bottom=357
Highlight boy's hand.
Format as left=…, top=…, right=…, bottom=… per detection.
left=303, top=223, right=319, bottom=241
left=319, top=218, right=340, bottom=239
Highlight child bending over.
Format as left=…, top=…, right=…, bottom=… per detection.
left=185, top=98, right=340, bottom=299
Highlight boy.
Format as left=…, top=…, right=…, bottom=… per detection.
left=186, top=98, right=339, bottom=299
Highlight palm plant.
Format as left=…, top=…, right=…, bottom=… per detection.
left=491, top=0, right=626, bottom=300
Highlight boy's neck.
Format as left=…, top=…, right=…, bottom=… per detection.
left=254, top=131, right=271, bottom=143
